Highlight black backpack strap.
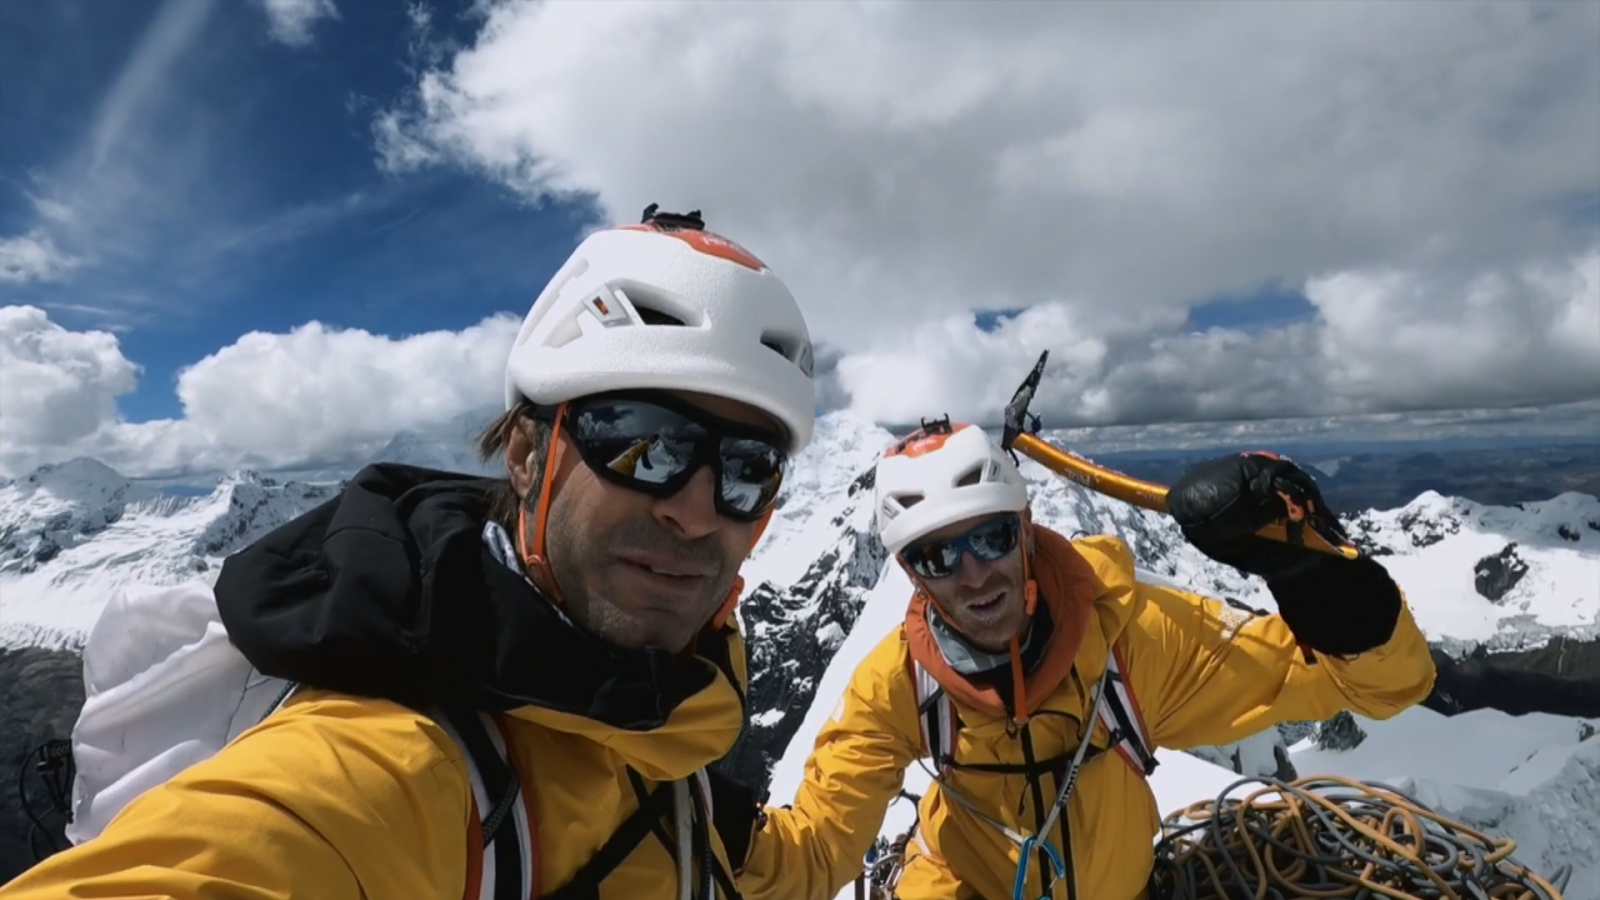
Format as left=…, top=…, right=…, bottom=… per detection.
left=544, top=768, right=677, bottom=900
left=434, top=704, right=532, bottom=900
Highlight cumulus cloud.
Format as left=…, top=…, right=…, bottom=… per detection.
left=0, top=306, right=139, bottom=447
left=376, top=0, right=1600, bottom=425
left=257, top=0, right=338, bottom=47
left=0, top=305, right=517, bottom=477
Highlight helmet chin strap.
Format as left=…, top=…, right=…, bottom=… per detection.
left=515, top=403, right=569, bottom=604
left=513, top=405, right=772, bottom=640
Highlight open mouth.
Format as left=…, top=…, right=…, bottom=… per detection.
left=967, top=591, right=1005, bottom=615
left=624, top=559, right=701, bottom=580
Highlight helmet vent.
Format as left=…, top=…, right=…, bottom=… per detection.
left=955, top=464, right=984, bottom=488
left=615, top=284, right=699, bottom=327
left=638, top=307, right=685, bottom=327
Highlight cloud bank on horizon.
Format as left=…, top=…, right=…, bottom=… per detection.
left=2, top=0, right=1597, bottom=477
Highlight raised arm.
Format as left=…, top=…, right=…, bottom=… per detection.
left=1125, top=556, right=1435, bottom=749
left=1135, top=451, right=1436, bottom=748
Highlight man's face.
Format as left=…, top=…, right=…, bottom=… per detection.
left=908, top=513, right=1030, bottom=654
left=520, top=391, right=782, bottom=651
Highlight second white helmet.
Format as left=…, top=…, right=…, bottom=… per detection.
left=873, top=419, right=1030, bottom=556
left=503, top=206, right=816, bottom=454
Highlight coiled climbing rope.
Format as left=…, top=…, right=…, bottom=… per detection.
left=1149, top=774, right=1571, bottom=900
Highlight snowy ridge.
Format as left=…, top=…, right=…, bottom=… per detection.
left=0, top=469, right=338, bottom=650
left=1346, top=490, right=1600, bottom=645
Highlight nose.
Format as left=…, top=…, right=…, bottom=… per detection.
left=953, top=547, right=989, bottom=589
left=653, top=463, right=721, bottom=540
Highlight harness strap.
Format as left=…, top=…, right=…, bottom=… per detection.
left=432, top=703, right=534, bottom=900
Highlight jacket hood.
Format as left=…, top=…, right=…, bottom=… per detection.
left=213, top=462, right=747, bottom=741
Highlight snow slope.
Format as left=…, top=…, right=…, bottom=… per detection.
left=1345, top=491, right=1600, bottom=646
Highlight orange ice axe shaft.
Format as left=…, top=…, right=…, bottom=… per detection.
left=999, top=351, right=1360, bottom=561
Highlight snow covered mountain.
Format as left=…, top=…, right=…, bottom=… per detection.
left=2, top=411, right=1596, bottom=895
left=0, top=460, right=339, bottom=649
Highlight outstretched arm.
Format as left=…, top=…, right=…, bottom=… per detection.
left=0, top=690, right=471, bottom=900
left=1134, top=452, right=1436, bottom=748
left=737, top=634, right=923, bottom=900
left=1124, top=554, right=1436, bottom=750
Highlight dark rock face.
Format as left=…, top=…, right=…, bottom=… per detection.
left=713, top=468, right=889, bottom=798
left=1313, top=711, right=1368, bottom=751
left=1396, top=505, right=1462, bottom=548
left=1422, top=639, right=1600, bottom=719
left=1, top=646, right=84, bottom=883
left=1474, top=543, right=1530, bottom=602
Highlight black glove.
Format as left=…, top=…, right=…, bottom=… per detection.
left=1169, top=452, right=1400, bottom=657
left=1167, top=452, right=1344, bottom=583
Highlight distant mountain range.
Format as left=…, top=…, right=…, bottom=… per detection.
left=2, top=411, right=1597, bottom=892
left=1094, top=441, right=1600, bottom=511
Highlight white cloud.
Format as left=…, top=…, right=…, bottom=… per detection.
left=258, top=0, right=339, bottom=47
left=0, top=306, right=139, bottom=447
left=0, top=232, right=81, bottom=283
left=377, top=0, right=1600, bottom=425
left=0, top=306, right=518, bottom=478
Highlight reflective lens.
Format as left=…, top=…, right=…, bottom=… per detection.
left=563, top=393, right=787, bottom=521
left=901, top=514, right=1022, bottom=579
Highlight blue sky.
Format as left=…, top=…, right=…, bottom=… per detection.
left=0, top=0, right=597, bottom=422
left=0, top=1, right=1595, bottom=478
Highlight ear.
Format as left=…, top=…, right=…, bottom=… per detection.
left=506, top=416, right=541, bottom=501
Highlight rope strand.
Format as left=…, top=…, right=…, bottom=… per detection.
left=1150, top=774, right=1569, bottom=900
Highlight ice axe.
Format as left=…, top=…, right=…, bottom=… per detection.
left=999, top=350, right=1360, bottom=560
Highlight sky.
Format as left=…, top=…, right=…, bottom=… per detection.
left=1, top=0, right=1598, bottom=478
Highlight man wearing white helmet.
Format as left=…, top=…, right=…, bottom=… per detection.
left=3, top=206, right=814, bottom=900
left=737, top=418, right=1436, bottom=900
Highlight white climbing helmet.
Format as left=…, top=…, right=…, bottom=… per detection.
left=503, top=205, right=817, bottom=454
left=873, top=419, right=1030, bottom=556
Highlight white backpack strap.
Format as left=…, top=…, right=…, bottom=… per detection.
left=912, top=661, right=956, bottom=768
left=1094, top=645, right=1159, bottom=777
left=433, top=706, right=535, bottom=900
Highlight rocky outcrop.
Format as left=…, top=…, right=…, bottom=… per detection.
left=0, top=646, right=82, bottom=883
left=1422, top=639, right=1600, bottom=719
left=1314, top=711, right=1368, bottom=751
left=1474, top=543, right=1530, bottom=602
left=713, top=468, right=889, bottom=796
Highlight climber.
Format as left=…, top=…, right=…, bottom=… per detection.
left=733, top=419, right=1437, bottom=900
left=0, top=206, right=814, bottom=899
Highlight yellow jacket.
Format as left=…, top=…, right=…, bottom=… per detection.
left=740, top=530, right=1437, bottom=900
left=0, top=634, right=749, bottom=900
left=1, top=464, right=755, bottom=900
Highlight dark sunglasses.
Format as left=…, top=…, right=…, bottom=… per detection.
left=900, top=513, right=1023, bottom=580
left=535, top=391, right=789, bottom=522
